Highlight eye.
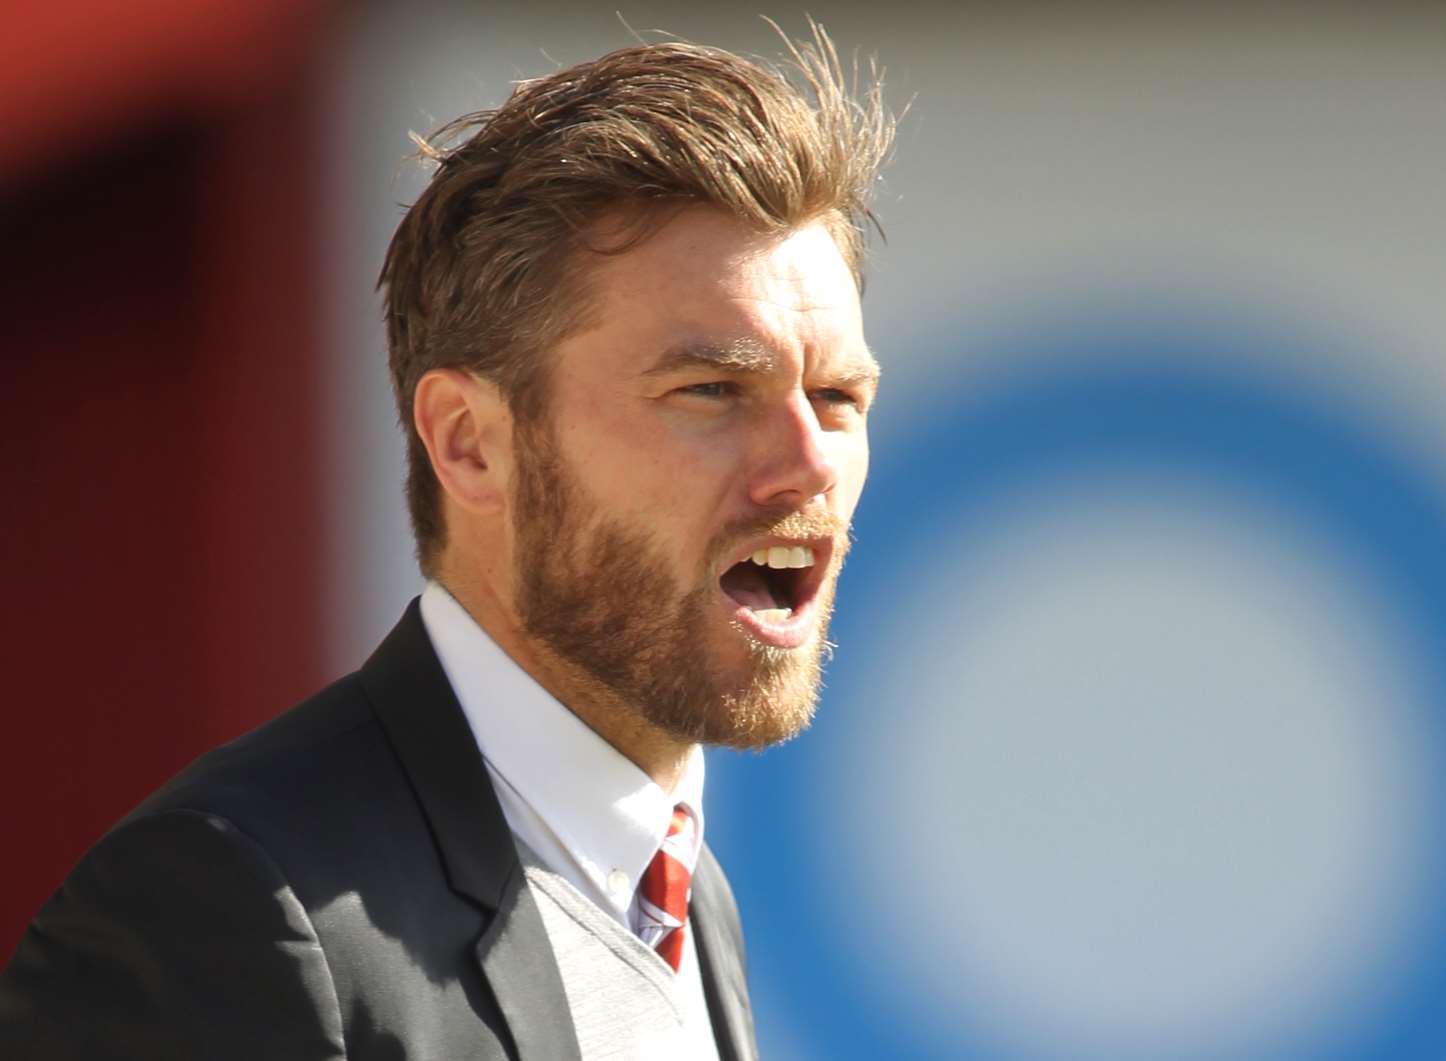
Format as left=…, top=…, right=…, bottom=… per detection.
left=675, top=381, right=739, bottom=399
left=810, top=387, right=862, bottom=409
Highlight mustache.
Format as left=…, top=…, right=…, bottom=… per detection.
left=708, top=509, right=852, bottom=568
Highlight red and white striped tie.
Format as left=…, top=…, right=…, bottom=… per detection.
left=637, top=805, right=695, bottom=972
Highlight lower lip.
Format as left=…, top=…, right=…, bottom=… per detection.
left=725, top=593, right=818, bottom=649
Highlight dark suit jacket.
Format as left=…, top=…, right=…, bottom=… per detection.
left=0, top=601, right=759, bottom=1060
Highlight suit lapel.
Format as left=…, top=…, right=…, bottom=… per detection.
left=360, top=600, right=582, bottom=1061
left=476, top=864, right=583, bottom=1061
left=691, top=845, right=759, bottom=1061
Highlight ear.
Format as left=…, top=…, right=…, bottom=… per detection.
left=413, top=368, right=513, bottom=517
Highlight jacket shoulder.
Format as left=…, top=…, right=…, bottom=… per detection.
left=118, top=671, right=433, bottom=916
left=133, top=671, right=377, bottom=819
left=0, top=808, right=348, bottom=1060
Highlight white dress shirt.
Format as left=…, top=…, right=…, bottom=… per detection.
left=419, top=581, right=719, bottom=1057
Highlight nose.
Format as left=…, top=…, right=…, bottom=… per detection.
left=747, top=393, right=838, bottom=509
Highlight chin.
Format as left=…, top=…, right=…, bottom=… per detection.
left=643, top=630, right=825, bottom=750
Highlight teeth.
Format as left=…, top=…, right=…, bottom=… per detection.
left=753, top=607, right=793, bottom=623
left=750, top=546, right=816, bottom=570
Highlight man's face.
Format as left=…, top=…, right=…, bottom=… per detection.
left=509, top=207, right=877, bottom=749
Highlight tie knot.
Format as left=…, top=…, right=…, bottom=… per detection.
left=637, top=804, right=695, bottom=971
left=664, top=804, right=695, bottom=853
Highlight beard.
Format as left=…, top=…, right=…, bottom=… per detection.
left=510, top=420, right=846, bottom=750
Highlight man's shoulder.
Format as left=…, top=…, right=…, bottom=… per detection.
left=114, top=671, right=425, bottom=888
left=131, top=671, right=380, bottom=819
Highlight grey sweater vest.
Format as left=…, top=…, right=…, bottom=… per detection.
left=518, top=845, right=720, bottom=1061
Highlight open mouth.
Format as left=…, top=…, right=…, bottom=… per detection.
left=718, top=543, right=828, bottom=632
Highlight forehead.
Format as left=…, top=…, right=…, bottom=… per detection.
left=558, top=207, right=870, bottom=379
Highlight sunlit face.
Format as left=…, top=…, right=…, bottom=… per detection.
left=509, top=207, right=878, bottom=748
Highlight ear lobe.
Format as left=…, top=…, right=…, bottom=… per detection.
left=413, top=368, right=513, bottom=516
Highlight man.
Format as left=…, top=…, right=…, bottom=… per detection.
left=1, top=27, right=891, bottom=1060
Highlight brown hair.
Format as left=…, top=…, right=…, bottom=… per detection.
left=378, top=23, right=893, bottom=574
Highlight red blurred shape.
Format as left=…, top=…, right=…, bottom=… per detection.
left=1, top=1, right=333, bottom=958
left=0, top=0, right=327, bottom=189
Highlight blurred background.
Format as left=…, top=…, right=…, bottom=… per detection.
left=5, top=3, right=1446, bottom=1058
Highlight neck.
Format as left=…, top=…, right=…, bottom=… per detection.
left=434, top=570, right=696, bottom=793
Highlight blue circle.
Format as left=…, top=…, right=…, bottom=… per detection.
left=707, top=321, right=1446, bottom=1061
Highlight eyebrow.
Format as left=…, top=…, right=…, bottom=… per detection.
left=642, top=337, right=882, bottom=390
left=641, top=338, right=777, bottom=378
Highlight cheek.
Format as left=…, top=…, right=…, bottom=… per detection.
left=831, top=433, right=871, bottom=517
left=557, top=403, right=737, bottom=517
left=637, top=442, right=743, bottom=524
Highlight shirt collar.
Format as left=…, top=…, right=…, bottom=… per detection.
left=418, top=580, right=705, bottom=902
